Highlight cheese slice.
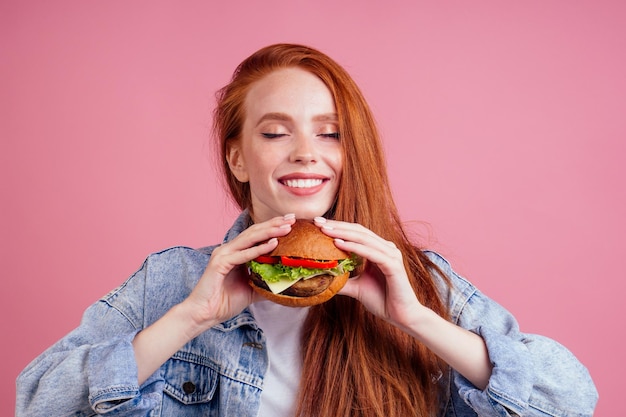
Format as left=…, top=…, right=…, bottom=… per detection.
left=265, top=277, right=303, bottom=294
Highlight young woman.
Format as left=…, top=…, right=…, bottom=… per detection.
left=16, top=44, right=598, bottom=417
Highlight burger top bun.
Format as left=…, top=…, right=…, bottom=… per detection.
left=269, top=219, right=348, bottom=260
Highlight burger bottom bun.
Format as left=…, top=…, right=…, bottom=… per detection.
left=249, top=272, right=350, bottom=307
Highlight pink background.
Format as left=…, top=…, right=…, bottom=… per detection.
left=2, top=1, right=624, bottom=415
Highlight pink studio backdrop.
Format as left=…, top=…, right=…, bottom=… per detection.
left=2, top=1, right=624, bottom=415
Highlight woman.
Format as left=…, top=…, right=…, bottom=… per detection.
left=16, top=44, right=597, bottom=416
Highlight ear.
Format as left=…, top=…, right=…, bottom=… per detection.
left=226, top=141, right=250, bottom=183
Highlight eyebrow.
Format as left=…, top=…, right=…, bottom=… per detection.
left=255, top=112, right=338, bottom=127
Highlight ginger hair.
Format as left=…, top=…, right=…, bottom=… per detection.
left=214, top=43, right=450, bottom=417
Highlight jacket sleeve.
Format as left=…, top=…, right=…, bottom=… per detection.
left=426, top=252, right=599, bottom=417
left=15, top=260, right=164, bottom=416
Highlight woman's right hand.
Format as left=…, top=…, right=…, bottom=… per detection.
left=133, top=214, right=295, bottom=385
left=181, top=213, right=295, bottom=336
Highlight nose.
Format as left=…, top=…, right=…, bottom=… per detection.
left=289, top=134, right=317, bottom=164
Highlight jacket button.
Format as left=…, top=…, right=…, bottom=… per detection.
left=182, top=381, right=196, bottom=394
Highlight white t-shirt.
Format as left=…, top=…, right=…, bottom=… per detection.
left=248, top=300, right=309, bottom=417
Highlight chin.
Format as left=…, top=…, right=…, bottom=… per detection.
left=289, top=200, right=336, bottom=220
left=291, top=209, right=328, bottom=219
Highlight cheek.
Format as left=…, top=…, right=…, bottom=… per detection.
left=245, top=151, right=280, bottom=179
left=242, top=143, right=273, bottom=173
left=330, top=148, right=344, bottom=176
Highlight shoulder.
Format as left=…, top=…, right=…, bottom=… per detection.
left=422, top=250, right=497, bottom=326
left=422, top=250, right=523, bottom=332
left=95, top=211, right=249, bottom=328
left=144, top=245, right=216, bottom=271
left=101, top=245, right=218, bottom=327
left=109, top=245, right=216, bottom=293
left=422, top=250, right=477, bottom=300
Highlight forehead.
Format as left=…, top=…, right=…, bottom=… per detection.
left=244, top=67, right=336, bottom=119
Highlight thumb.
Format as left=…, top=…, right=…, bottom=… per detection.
left=337, top=275, right=361, bottom=299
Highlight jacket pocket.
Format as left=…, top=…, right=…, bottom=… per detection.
left=162, top=354, right=218, bottom=405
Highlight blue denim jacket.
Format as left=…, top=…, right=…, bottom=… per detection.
left=16, top=211, right=598, bottom=416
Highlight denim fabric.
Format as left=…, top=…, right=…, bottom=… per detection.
left=427, top=251, right=598, bottom=416
left=16, top=211, right=598, bottom=416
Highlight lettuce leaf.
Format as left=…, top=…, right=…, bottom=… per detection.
left=248, top=257, right=357, bottom=283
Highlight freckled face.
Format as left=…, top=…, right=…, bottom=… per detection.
left=227, top=68, right=343, bottom=222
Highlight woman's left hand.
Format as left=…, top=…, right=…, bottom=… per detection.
left=314, top=217, right=427, bottom=331
left=314, top=217, right=494, bottom=389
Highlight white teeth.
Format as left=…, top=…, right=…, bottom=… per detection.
left=284, top=178, right=323, bottom=188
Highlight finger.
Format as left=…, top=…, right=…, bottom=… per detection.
left=211, top=237, right=280, bottom=276
left=330, top=230, right=401, bottom=262
left=314, top=217, right=380, bottom=241
left=314, top=219, right=396, bottom=253
left=313, top=221, right=403, bottom=276
left=229, top=214, right=295, bottom=251
left=332, top=239, right=406, bottom=282
left=337, top=277, right=359, bottom=298
left=216, top=215, right=295, bottom=262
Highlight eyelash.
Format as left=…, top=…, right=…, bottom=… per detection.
left=261, top=133, right=286, bottom=139
left=261, top=133, right=340, bottom=139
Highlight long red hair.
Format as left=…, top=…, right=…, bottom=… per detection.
left=214, top=44, right=450, bottom=417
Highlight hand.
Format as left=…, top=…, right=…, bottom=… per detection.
left=314, top=218, right=494, bottom=389
left=182, top=214, right=295, bottom=335
left=313, top=217, right=427, bottom=332
left=133, top=214, right=297, bottom=384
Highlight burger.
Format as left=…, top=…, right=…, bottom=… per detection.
left=246, top=219, right=357, bottom=307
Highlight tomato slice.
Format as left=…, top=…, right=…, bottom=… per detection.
left=253, top=255, right=279, bottom=264
left=280, top=256, right=338, bottom=269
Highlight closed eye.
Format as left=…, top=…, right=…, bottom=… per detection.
left=261, top=133, right=288, bottom=139
left=318, top=133, right=340, bottom=139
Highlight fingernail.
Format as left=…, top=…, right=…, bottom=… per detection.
left=322, top=224, right=334, bottom=230
left=279, top=223, right=291, bottom=229
left=314, top=216, right=326, bottom=223
left=334, top=238, right=345, bottom=243
left=268, top=237, right=278, bottom=244
left=283, top=213, right=296, bottom=220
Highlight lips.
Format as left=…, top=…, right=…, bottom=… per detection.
left=279, top=174, right=328, bottom=193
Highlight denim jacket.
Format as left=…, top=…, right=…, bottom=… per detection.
left=16, top=211, right=598, bottom=416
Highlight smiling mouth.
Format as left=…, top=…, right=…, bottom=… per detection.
left=282, top=178, right=324, bottom=188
